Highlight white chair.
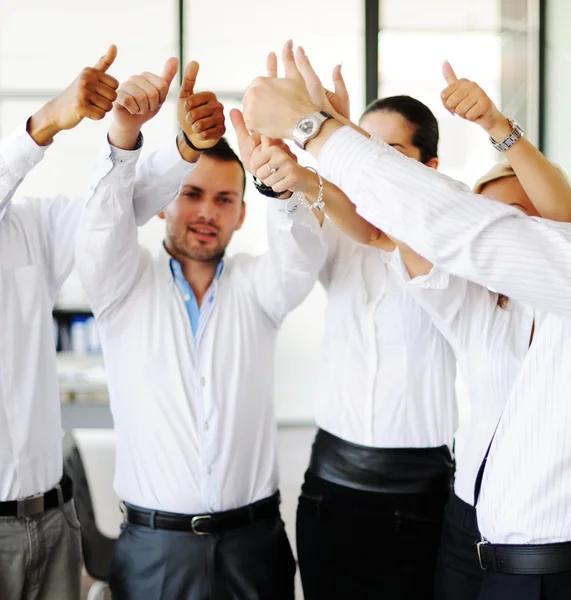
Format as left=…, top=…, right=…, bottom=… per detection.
left=63, top=429, right=121, bottom=600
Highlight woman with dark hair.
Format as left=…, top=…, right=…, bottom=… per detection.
left=252, top=54, right=571, bottom=600
left=241, top=82, right=457, bottom=598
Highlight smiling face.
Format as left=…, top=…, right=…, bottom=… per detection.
left=480, top=176, right=540, bottom=217
left=162, top=154, right=246, bottom=264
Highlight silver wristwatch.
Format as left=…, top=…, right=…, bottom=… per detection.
left=293, top=111, right=333, bottom=149
left=490, top=118, right=524, bottom=152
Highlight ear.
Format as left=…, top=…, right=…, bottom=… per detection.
left=425, top=157, right=439, bottom=170
left=235, top=201, right=247, bottom=231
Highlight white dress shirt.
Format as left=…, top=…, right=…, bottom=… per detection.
left=395, top=258, right=534, bottom=505
left=319, top=125, right=571, bottom=544
left=316, top=219, right=457, bottom=448
left=75, top=143, right=325, bottom=514
left=0, top=124, right=191, bottom=502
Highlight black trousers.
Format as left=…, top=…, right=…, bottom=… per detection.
left=296, top=470, right=449, bottom=600
left=109, top=512, right=295, bottom=600
left=435, top=492, right=484, bottom=600
left=477, top=572, right=571, bottom=599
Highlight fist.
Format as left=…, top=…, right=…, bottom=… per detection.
left=50, top=45, right=119, bottom=131
left=113, top=57, right=179, bottom=131
left=441, top=61, right=504, bottom=133
left=178, top=61, right=225, bottom=150
left=251, top=144, right=311, bottom=196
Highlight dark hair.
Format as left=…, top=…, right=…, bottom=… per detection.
left=360, top=95, right=439, bottom=165
left=202, top=137, right=246, bottom=197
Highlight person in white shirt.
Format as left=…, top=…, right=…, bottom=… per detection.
left=232, top=43, right=457, bottom=600
left=0, top=46, right=207, bottom=600
left=74, top=60, right=325, bottom=600
left=242, top=44, right=571, bottom=600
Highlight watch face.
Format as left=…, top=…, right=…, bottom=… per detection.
left=298, top=118, right=316, bottom=137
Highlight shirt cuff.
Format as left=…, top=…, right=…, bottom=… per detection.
left=391, top=248, right=450, bottom=289
left=0, top=122, right=50, bottom=179
left=267, top=196, right=321, bottom=231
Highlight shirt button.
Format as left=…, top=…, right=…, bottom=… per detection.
left=184, top=295, right=190, bottom=301
left=200, top=377, right=206, bottom=386
left=206, top=466, right=212, bottom=475
left=204, top=422, right=209, bottom=431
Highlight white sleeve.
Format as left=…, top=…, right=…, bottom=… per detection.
left=75, top=141, right=160, bottom=319
left=0, top=124, right=49, bottom=221
left=247, top=197, right=326, bottom=325
left=319, top=126, right=571, bottom=319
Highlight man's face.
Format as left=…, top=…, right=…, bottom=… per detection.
left=162, top=155, right=246, bottom=263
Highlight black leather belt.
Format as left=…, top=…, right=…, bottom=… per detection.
left=477, top=540, right=571, bottom=574
left=0, top=474, right=73, bottom=518
left=309, top=428, right=454, bottom=494
left=125, top=491, right=281, bottom=535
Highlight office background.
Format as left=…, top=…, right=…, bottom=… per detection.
left=0, top=0, right=565, bottom=424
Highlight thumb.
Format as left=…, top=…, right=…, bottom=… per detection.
left=94, top=44, right=118, bottom=73
left=180, top=61, right=199, bottom=96
left=161, top=57, right=180, bottom=88
left=442, top=60, right=458, bottom=85
left=230, top=109, right=249, bottom=143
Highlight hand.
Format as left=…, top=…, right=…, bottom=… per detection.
left=27, top=45, right=119, bottom=145
left=295, top=47, right=350, bottom=120
left=441, top=61, right=510, bottom=138
left=251, top=143, right=316, bottom=196
left=243, top=40, right=319, bottom=140
left=112, top=57, right=179, bottom=137
left=178, top=61, right=226, bottom=150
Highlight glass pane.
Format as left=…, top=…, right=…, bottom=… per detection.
left=378, top=31, right=500, bottom=187
left=0, top=0, right=177, bottom=91
left=184, top=0, right=366, bottom=118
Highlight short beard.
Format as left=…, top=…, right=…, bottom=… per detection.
left=166, top=227, right=226, bottom=264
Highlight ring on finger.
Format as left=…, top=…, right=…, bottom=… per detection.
left=266, top=163, right=276, bottom=175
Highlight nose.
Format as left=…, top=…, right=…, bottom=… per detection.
left=196, top=198, right=217, bottom=222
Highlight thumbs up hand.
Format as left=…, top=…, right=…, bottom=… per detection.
left=113, top=57, right=179, bottom=125
left=27, top=45, right=120, bottom=145
left=440, top=61, right=508, bottom=135
left=178, top=61, right=226, bottom=151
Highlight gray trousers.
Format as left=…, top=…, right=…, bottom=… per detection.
left=0, top=500, right=83, bottom=600
left=109, top=514, right=296, bottom=600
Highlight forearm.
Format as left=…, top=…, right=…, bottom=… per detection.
left=398, top=244, right=433, bottom=278
left=488, top=119, right=571, bottom=222
left=316, top=126, right=571, bottom=318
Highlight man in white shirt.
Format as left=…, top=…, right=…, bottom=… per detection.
left=75, top=65, right=325, bottom=600
left=0, top=46, right=219, bottom=600
left=242, top=45, right=571, bottom=600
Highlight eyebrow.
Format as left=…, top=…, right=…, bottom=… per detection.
left=388, top=143, right=406, bottom=150
left=181, top=185, right=239, bottom=198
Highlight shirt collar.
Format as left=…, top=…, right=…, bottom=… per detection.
left=159, top=243, right=225, bottom=283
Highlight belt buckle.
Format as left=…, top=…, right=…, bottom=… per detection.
left=191, top=515, right=212, bottom=536
left=476, top=538, right=489, bottom=570
left=17, top=494, right=45, bottom=518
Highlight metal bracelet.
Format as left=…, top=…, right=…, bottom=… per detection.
left=295, top=167, right=325, bottom=211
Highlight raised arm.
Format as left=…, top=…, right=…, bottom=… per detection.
left=231, top=108, right=325, bottom=324
left=441, top=62, right=571, bottom=222
left=241, top=44, right=571, bottom=319
left=76, top=60, right=225, bottom=318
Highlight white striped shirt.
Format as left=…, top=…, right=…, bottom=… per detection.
left=315, top=220, right=457, bottom=449
left=319, top=126, right=571, bottom=544
left=394, top=257, right=533, bottom=505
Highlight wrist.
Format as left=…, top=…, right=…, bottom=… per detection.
left=27, top=104, right=60, bottom=146
left=305, top=119, right=344, bottom=157
left=485, top=115, right=512, bottom=141
left=177, top=131, right=202, bottom=163
left=108, top=123, right=142, bottom=151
